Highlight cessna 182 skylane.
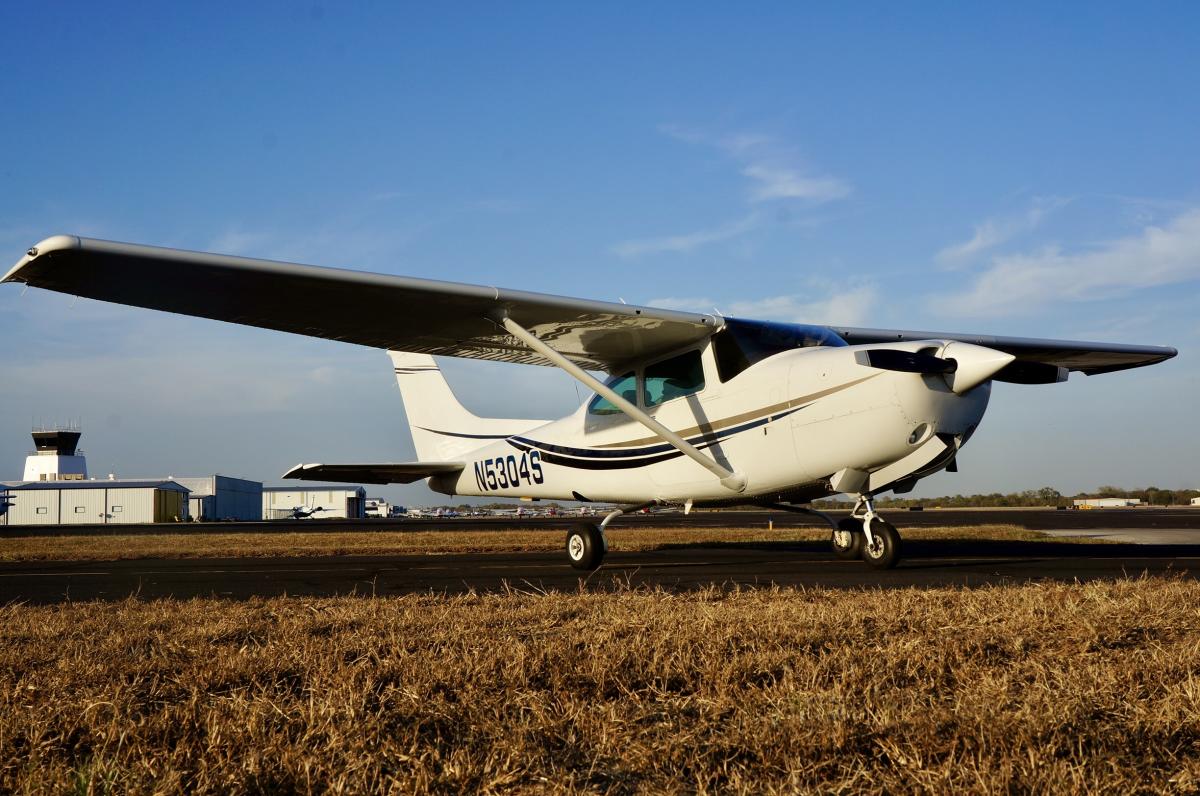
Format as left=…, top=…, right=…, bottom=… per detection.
left=4, top=236, right=1177, bottom=569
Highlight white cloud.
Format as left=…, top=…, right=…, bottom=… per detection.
left=937, top=207, right=1200, bottom=317
left=936, top=219, right=1010, bottom=264
left=663, top=125, right=852, bottom=206
left=209, top=230, right=275, bottom=257
left=2, top=339, right=357, bottom=418
left=741, top=164, right=851, bottom=203
left=937, top=196, right=1071, bottom=264
left=613, top=126, right=852, bottom=258
left=612, top=214, right=759, bottom=258
left=649, top=283, right=878, bottom=326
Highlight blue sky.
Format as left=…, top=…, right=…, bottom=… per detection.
left=2, top=2, right=1197, bottom=505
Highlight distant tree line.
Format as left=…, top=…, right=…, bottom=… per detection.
left=863, top=486, right=1200, bottom=509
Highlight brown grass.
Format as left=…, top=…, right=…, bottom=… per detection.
left=4, top=578, right=1199, bottom=793
left=0, top=524, right=1078, bottom=562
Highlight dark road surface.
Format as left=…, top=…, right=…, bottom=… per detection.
left=4, top=507, right=1199, bottom=536
left=4, top=537, right=1200, bottom=605
left=3, top=508, right=1199, bottom=604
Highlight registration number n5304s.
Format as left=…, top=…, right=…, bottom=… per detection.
left=473, top=451, right=544, bottom=491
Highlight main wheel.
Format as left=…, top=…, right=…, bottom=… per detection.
left=566, top=522, right=605, bottom=570
left=861, top=519, right=901, bottom=569
left=831, top=517, right=864, bottom=560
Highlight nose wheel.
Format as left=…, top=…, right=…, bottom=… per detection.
left=836, top=495, right=902, bottom=569
left=859, top=518, right=901, bottom=568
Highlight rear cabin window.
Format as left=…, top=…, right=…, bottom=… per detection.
left=644, top=350, right=705, bottom=407
left=588, top=372, right=638, bottom=415
left=712, top=318, right=847, bottom=382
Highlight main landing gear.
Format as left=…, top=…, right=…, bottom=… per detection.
left=566, top=522, right=606, bottom=570
left=565, top=501, right=657, bottom=571
left=565, top=497, right=903, bottom=571
left=837, top=495, right=902, bottom=569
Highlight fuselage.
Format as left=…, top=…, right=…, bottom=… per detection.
left=430, top=339, right=990, bottom=505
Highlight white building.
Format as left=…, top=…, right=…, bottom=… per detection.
left=364, top=497, right=390, bottom=518
left=1073, top=497, right=1143, bottom=508
left=262, top=485, right=366, bottom=520
left=173, top=475, right=262, bottom=521
left=22, top=428, right=88, bottom=481
left=0, top=480, right=190, bottom=526
left=1192, top=497, right=1200, bottom=507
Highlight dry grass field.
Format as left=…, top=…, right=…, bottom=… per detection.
left=3, top=577, right=1199, bottom=794
left=0, top=524, right=1070, bottom=562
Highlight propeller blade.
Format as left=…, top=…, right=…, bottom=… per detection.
left=856, top=348, right=958, bottom=375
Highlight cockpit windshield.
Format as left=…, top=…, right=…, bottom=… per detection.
left=712, top=318, right=846, bottom=382
left=587, top=372, right=637, bottom=415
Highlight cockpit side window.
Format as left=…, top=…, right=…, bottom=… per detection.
left=713, top=318, right=847, bottom=382
left=643, top=350, right=705, bottom=407
left=587, top=372, right=638, bottom=415
left=712, top=330, right=752, bottom=384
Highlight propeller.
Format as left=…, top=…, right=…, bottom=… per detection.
left=856, top=348, right=957, bottom=375
left=856, top=342, right=1016, bottom=394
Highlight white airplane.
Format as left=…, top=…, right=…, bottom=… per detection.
left=282, top=505, right=327, bottom=520
left=5, top=236, right=1177, bottom=569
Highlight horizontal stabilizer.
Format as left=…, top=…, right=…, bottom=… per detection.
left=283, top=462, right=464, bottom=485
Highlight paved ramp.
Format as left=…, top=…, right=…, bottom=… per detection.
left=4, top=539, right=1199, bottom=605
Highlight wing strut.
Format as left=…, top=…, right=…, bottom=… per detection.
left=499, top=315, right=747, bottom=493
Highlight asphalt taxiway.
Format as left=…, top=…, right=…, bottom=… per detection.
left=3, top=508, right=1199, bottom=604
left=4, top=537, right=1200, bottom=605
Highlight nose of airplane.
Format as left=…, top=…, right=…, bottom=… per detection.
left=850, top=340, right=1005, bottom=449
left=938, top=342, right=1015, bottom=394
left=853, top=341, right=1015, bottom=395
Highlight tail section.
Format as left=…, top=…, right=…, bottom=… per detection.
left=388, top=352, right=550, bottom=460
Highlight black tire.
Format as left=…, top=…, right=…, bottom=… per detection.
left=861, top=519, right=901, bottom=569
left=566, top=522, right=605, bottom=570
left=831, top=517, right=863, bottom=560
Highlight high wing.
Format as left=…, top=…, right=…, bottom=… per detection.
left=282, top=462, right=465, bottom=485
left=5, top=235, right=1176, bottom=378
left=3, top=235, right=716, bottom=373
left=833, top=326, right=1176, bottom=380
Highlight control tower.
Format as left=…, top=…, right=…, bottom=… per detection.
left=23, top=425, right=88, bottom=481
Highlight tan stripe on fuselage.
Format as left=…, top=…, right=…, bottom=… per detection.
left=594, top=373, right=879, bottom=449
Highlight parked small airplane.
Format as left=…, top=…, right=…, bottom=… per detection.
left=284, top=505, right=326, bottom=520
left=5, top=236, right=1177, bottom=569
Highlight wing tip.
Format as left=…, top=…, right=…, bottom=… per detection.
left=4, top=234, right=82, bottom=284
left=281, top=462, right=321, bottom=480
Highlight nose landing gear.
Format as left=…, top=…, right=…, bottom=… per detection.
left=845, top=494, right=902, bottom=569
left=760, top=499, right=903, bottom=568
